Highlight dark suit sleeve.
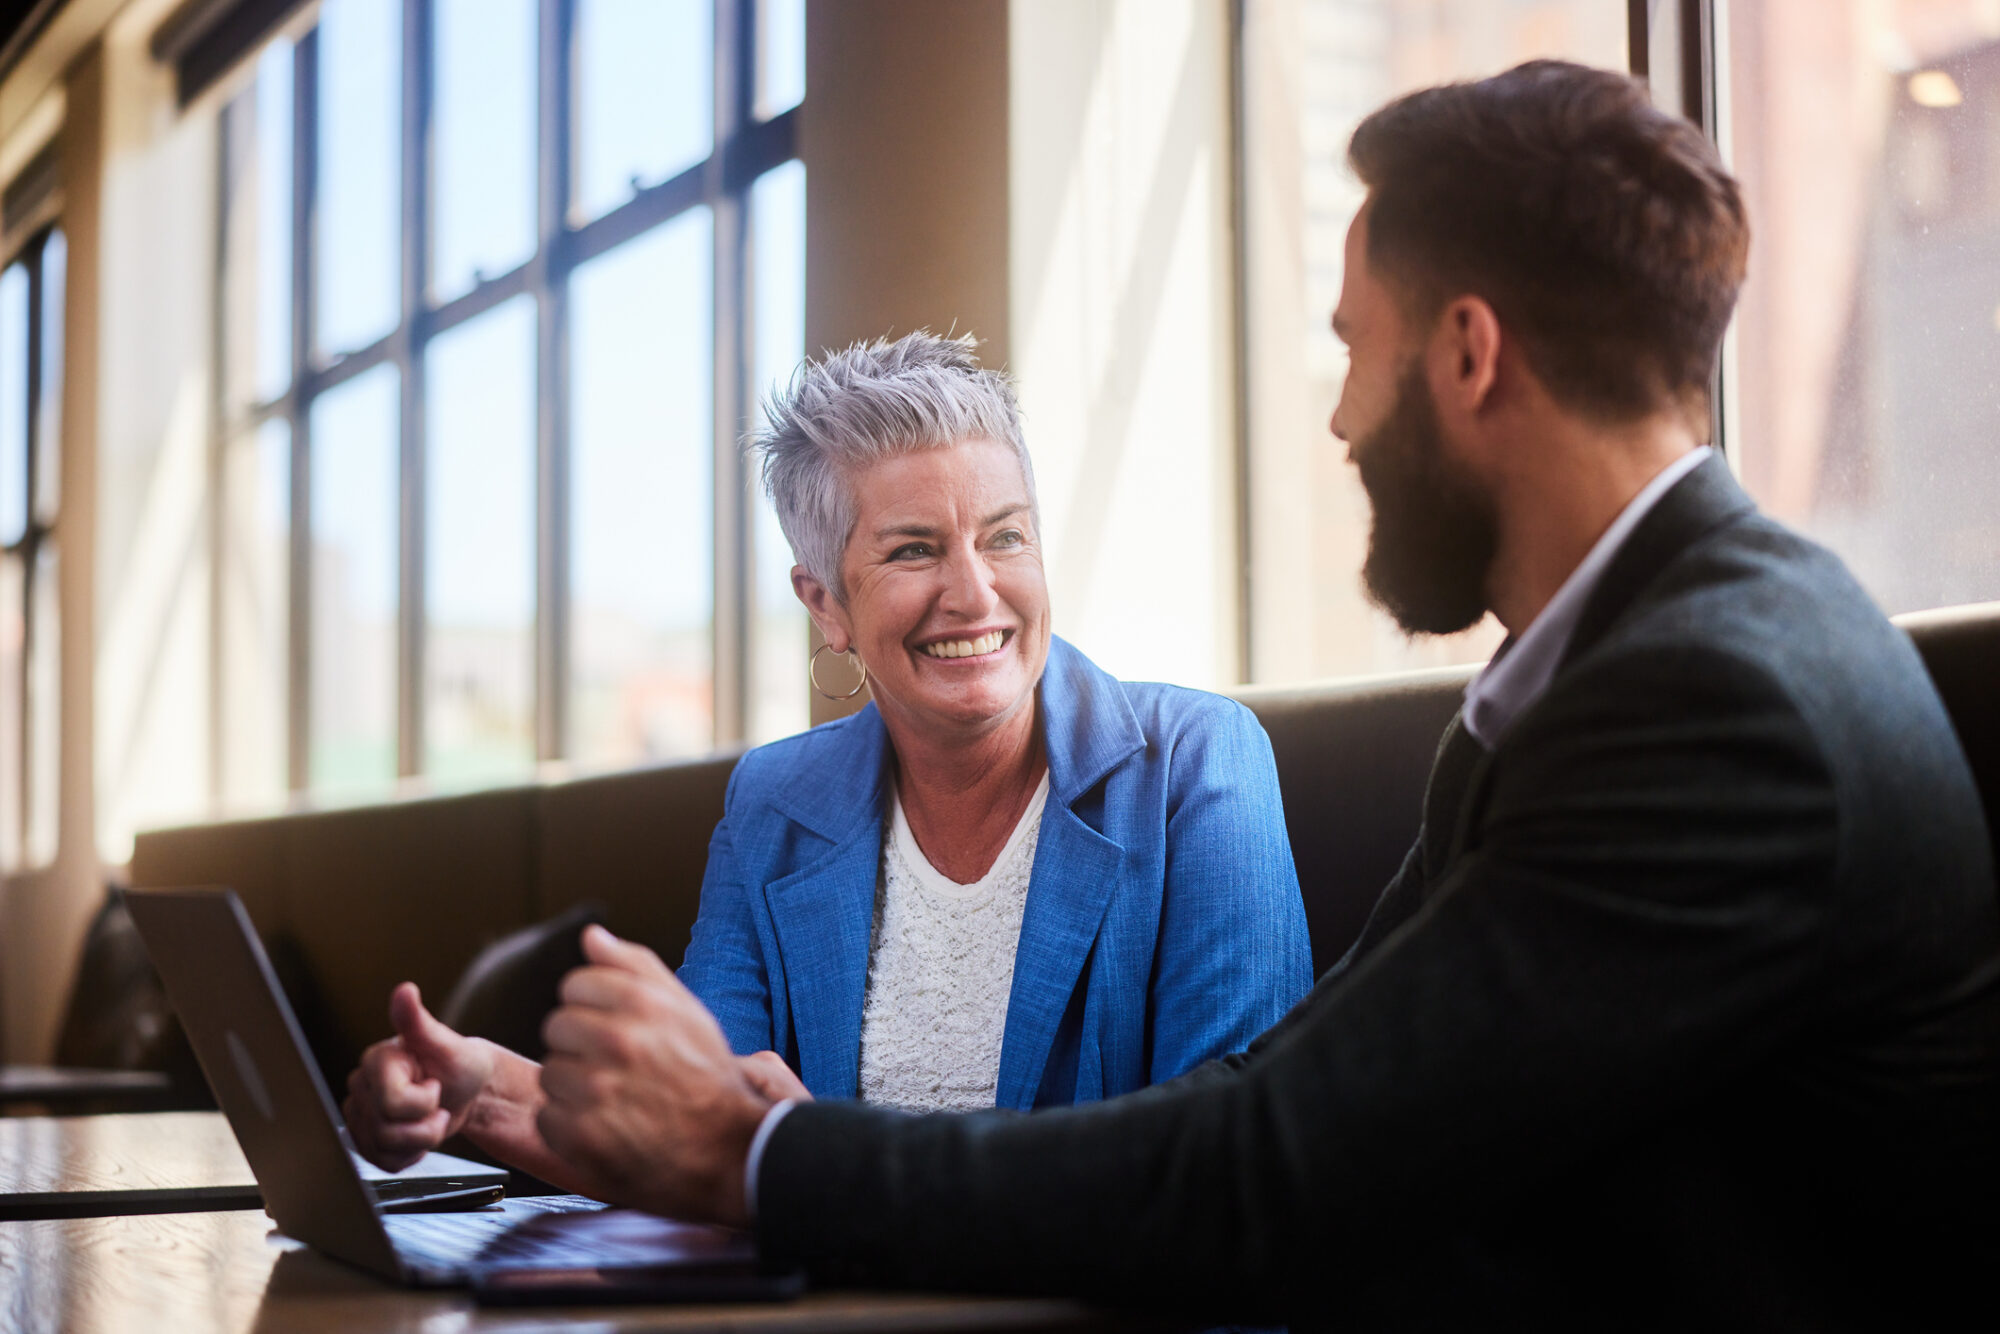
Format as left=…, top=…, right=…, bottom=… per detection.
left=754, top=645, right=1841, bottom=1316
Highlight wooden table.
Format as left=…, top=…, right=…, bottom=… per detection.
left=0, top=1113, right=1168, bottom=1331
left=0, top=1111, right=256, bottom=1219
left=0, top=1111, right=499, bottom=1220
left=0, top=1209, right=1155, bottom=1333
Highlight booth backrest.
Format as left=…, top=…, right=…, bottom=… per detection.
left=130, top=603, right=2000, bottom=1072
left=1233, top=667, right=1470, bottom=971
left=1898, top=602, right=2000, bottom=878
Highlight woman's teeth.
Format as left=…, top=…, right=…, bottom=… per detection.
left=921, top=631, right=1005, bottom=659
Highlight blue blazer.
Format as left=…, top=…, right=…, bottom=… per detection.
left=677, top=637, right=1314, bottom=1109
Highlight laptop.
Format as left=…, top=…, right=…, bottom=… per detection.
left=128, top=887, right=804, bottom=1298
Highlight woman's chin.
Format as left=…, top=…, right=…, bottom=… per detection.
left=889, top=677, right=1035, bottom=735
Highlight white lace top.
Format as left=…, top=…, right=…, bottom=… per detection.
left=855, top=773, right=1051, bottom=1112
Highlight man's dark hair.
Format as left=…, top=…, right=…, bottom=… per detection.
left=1348, top=59, right=1748, bottom=427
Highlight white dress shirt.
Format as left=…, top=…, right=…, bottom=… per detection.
left=1461, top=447, right=1711, bottom=747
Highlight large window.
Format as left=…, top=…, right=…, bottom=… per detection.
left=1239, top=1, right=1629, bottom=685
left=1240, top=0, right=2000, bottom=687
left=0, top=228, right=63, bottom=870
left=215, top=0, right=806, bottom=809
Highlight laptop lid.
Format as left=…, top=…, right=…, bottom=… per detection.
left=127, top=887, right=411, bottom=1280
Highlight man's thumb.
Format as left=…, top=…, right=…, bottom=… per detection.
left=389, top=982, right=459, bottom=1064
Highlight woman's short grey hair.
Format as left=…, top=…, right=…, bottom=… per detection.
left=750, top=331, right=1036, bottom=600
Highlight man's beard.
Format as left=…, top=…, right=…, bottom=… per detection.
left=1354, top=364, right=1500, bottom=636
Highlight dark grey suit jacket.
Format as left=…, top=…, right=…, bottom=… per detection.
left=755, top=456, right=2000, bottom=1331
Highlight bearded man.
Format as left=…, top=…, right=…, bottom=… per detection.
left=478, top=62, right=2000, bottom=1330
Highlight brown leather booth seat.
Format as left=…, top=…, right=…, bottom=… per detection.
left=1233, top=666, right=1471, bottom=971
left=129, top=604, right=2000, bottom=1074
left=1896, top=602, right=2000, bottom=878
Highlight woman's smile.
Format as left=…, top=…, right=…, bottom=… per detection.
left=914, top=628, right=1014, bottom=662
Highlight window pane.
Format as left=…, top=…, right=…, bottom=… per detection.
left=317, top=0, right=402, bottom=356
left=1240, top=0, right=1626, bottom=684
left=0, top=262, right=26, bottom=547
left=1727, top=1, right=2000, bottom=613
left=222, top=420, right=291, bottom=811
left=220, top=45, right=295, bottom=421
left=755, top=0, right=806, bottom=120
left=35, top=231, right=63, bottom=524
left=254, top=47, right=293, bottom=401
left=749, top=160, right=808, bottom=743
left=569, top=210, right=714, bottom=766
left=309, top=364, right=400, bottom=795
left=573, top=0, right=712, bottom=224
left=433, top=0, right=536, bottom=303
left=25, top=541, right=56, bottom=867
left=425, top=296, right=536, bottom=783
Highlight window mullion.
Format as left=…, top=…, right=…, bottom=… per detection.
left=288, top=30, right=319, bottom=796
left=208, top=116, right=230, bottom=811
left=710, top=0, right=751, bottom=748
left=396, top=0, right=432, bottom=780
left=534, top=0, right=573, bottom=763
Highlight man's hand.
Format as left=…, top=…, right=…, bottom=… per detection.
left=344, top=983, right=496, bottom=1172
left=538, top=926, right=771, bottom=1227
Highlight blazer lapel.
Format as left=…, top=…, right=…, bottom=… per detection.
left=995, top=639, right=1144, bottom=1110
left=764, top=834, right=882, bottom=1097
left=1424, top=713, right=1492, bottom=878
left=1563, top=451, right=1756, bottom=669
left=762, top=707, right=891, bottom=1099
left=1448, top=455, right=1755, bottom=869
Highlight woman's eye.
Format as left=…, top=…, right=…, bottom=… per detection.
left=889, top=543, right=931, bottom=561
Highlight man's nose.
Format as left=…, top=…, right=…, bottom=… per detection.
left=1330, top=410, right=1355, bottom=467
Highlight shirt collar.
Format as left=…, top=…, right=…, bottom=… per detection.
left=1462, top=446, right=1712, bottom=747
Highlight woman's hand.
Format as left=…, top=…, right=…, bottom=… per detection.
left=738, top=1050, right=813, bottom=1103
left=343, top=982, right=496, bottom=1172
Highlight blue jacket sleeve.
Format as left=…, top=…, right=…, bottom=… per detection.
left=676, top=763, right=778, bottom=1057
left=1147, top=697, right=1314, bottom=1083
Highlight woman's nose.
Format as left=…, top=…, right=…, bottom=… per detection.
left=937, top=550, right=1000, bottom=617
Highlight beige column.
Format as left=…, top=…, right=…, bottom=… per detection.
left=799, top=0, right=1012, bottom=725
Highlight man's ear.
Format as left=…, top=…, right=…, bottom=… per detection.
left=1430, top=295, right=1503, bottom=418
left=791, top=566, right=853, bottom=653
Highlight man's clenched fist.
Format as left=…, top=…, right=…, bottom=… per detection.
left=536, top=926, right=773, bottom=1226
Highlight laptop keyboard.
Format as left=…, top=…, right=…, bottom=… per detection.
left=383, top=1194, right=604, bottom=1271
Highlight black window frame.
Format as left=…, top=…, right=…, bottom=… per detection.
left=212, top=0, right=799, bottom=799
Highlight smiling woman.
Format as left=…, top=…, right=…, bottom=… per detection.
left=335, top=331, right=1314, bottom=1179
left=669, top=332, right=1315, bottom=1112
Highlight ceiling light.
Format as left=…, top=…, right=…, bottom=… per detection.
left=1909, top=70, right=1963, bottom=108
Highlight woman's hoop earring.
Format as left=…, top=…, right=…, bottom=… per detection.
left=810, top=643, right=868, bottom=700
